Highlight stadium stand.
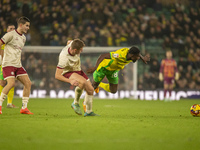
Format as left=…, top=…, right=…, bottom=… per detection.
left=0, top=0, right=200, bottom=93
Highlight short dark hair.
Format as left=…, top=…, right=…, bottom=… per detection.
left=17, top=16, right=30, bottom=25
left=7, top=24, right=15, bottom=27
left=7, top=24, right=15, bottom=28
left=71, top=39, right=85, bottom=50
left=128, top=46, right=140, bottom=55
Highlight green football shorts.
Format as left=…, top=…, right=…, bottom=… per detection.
left=0, top=66, right=4, bottom=80
left=93, top=67, right=119, bottom=84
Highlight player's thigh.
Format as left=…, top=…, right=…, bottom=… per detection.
left=69, top=73, right=88, bottom=89
left=17, top=75, right=32, bottom=87
left=5, top=77, right=15, bottom=87
left=106, top=70, right=119, bottom=93
left=164, top=83, right=169, bottom=89
left=93, top=68, right=106, bottom=83
left=164, top=78, right=174, bottom=89
left=106, top=70, right=119, bottom=85
left=169, top=84, right=174, bottom=90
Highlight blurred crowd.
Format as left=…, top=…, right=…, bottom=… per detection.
left=0, top=0, right=200, bottom=93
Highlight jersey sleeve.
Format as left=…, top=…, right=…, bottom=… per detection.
left=1, top=32, right=13, bottom=44
left=57, top=55, right=69, bottom=69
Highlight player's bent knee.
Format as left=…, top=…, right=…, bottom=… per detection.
left=78, top=80, right=86, bottom=89
left=85, top=86, right=94, bottom=95
left=86, top=90, right=94, bottom=95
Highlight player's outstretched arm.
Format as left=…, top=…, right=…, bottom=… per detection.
left=139, top=54, right=150, bottom=64
left=86, top=53, right=110, bottom=74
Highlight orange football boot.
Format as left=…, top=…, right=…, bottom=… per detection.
left=20, top=108, right=34, bottom=115
left=94, top=87, right=99, bottom=94
left=82, top=102, right=86, bottom=113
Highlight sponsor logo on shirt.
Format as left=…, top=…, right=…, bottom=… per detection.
left=112, top=53, right=119, bottom=58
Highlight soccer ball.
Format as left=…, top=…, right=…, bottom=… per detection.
left=190, top=104, right=200, bottom=117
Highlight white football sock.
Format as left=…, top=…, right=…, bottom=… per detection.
left=0, top=92, right=7, bottom=106
left=22, top=97, right=29, bottom=109
left=74, top=86, right=83, bottom=104
left=84, top=93, right=93, bottom=113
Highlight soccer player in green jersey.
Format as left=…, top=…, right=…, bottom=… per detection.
left=87, top=46, right=150, bottom=93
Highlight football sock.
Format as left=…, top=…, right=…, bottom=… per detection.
left=99, top=82, right=111, bottom=92
left=0, top=85, right=3, bottom=95
left=7, top=87, right=14, bottom=105
left=22, top=97, right=29, bottom=109
left=74, top=86, right=83, bottom=104
left=84, top=93, right=93, bottom=113
left=164, top=89, right=167, bottom=97
left=169, top=90, right=171, bottom=97
left=0, top=92, right=7, bottom=106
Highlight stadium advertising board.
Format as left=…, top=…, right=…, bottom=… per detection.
left=16, top=90, right=200, bottom=100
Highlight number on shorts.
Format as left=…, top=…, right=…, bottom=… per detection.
left=112, top=72, right=118, bottom=78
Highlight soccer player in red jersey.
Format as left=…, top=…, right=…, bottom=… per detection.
left=0, top=24, right=18, bottom=108
left=0, top=17, right=33, bottom=114
left=55, top=39, right=99, bottom=116
left=159, top=50, right=179, bottom=101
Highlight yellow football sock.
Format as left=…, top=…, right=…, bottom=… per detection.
left=0, top=85, right=3, bottom=96
left=99, top=82, right=111, bottom=92
left=7, top=87, right=14, bottom=104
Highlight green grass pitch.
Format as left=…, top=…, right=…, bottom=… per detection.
left=0, top=98, right=199, bottom=150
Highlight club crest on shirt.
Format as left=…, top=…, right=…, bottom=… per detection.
left=112, top=53, right=119, bottom=58
left=11, top=72, right=14, bottom=75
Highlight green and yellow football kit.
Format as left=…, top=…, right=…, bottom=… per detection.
left=93, top=48, right=132, bottom=84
